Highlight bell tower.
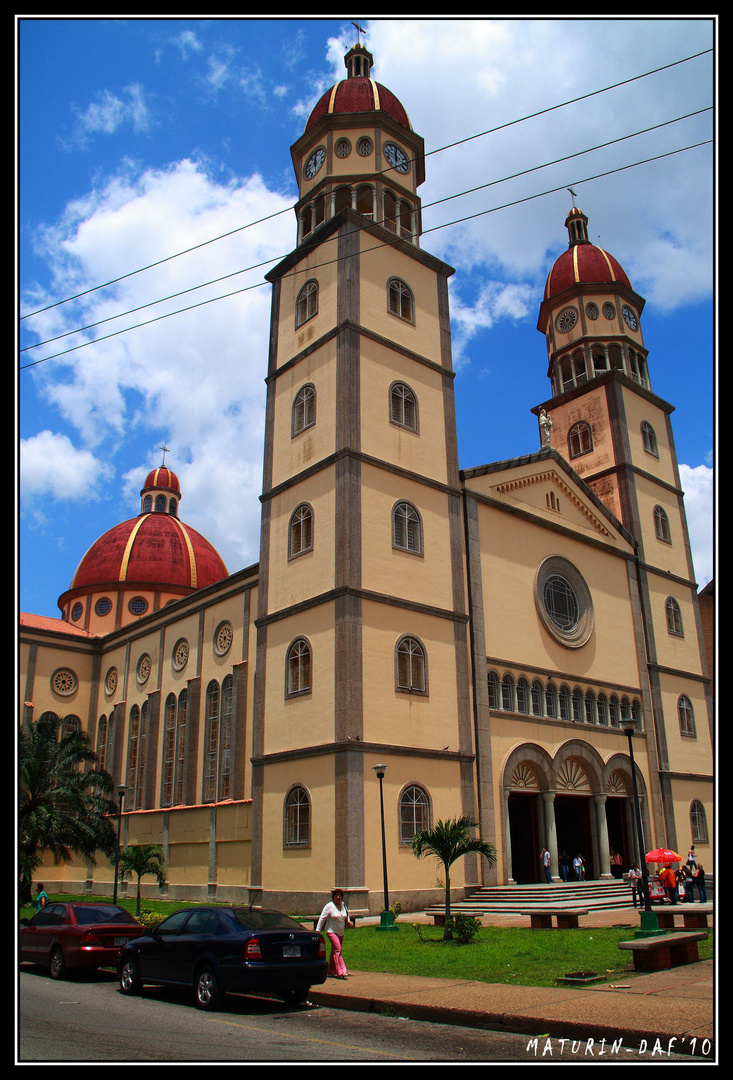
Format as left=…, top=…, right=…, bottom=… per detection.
left=250, top=39, right=476, bottom=912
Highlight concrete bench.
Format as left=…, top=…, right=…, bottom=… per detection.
left=520, top=909, right=589, bottom=929
left=654, top=903, right=713, bottom=931
left=618, top=930, right=707, bottom=972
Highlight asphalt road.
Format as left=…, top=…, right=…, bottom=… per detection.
left=17, top=966, right=697, bottom=1064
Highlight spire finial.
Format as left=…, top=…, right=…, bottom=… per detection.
left=352, top=20, right=366, bottom=45
left=160, top=442, right=170, bottom=467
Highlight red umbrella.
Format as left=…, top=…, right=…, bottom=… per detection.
left=645, top=848, right=682, bottom=863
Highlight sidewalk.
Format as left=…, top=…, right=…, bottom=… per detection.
left=308, top=908, right=715, bottom=1056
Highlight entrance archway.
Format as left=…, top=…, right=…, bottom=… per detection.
left=554, top=795, right=593, bottom=879
left=508, top=792, right=541, bottom=883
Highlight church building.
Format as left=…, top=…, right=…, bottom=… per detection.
left=20, top=40, right=713, bottom=913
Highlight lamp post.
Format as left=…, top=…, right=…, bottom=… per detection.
left=372, top=764, right=398, bottom=931
left=620, top=718, right=659, bottom=935
left=113, top=784, right=127, bottom=905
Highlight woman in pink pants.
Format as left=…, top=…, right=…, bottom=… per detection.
left=316, top=888, right=353, bottom=978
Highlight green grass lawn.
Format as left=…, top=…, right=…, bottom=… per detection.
left=20, top=895, right=714, bottom=989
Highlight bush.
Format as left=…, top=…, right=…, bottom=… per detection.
left=447, top=912, right=481, bottom=943
left=136, top=910, right=163, bottom=929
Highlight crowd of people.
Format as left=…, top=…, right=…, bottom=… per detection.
left=540, top=843, right=708, bottom=906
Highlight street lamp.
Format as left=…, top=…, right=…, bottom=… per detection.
left=372, top=763, right=398, bottom=931
left=113, top=784, right=127, bottom=904
left=620, top=718, right=659, bottom=935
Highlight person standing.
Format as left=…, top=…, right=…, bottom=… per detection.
left=316, top=888, right=354, bottom=979
left=687, top=844, right=697, bottom=868
left=559, top=850, right=570, bottom=882
left=692, top=862, right=707, bottom=903
left=34, top=882, right=48, bottom=913
left=628, top=863, right=643, bottom=908
left=659, top=864, right=677, bottom=904
left=541, top=847, right=552, bottom=883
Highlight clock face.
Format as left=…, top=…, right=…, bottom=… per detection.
left=622, top=305, right=638, bottom=330
left=304, top=147, right=325, bottom=179
left=383, top=142, right=410, bottom=173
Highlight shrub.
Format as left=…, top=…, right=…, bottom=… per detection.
left=447, top=912, right=481, bottom=944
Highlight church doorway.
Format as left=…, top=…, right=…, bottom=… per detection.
left=508, top=792, right=541, bottom=883
left=605, top=797, right=633, bottom=876
left=554, top=794, right=594, bottom=879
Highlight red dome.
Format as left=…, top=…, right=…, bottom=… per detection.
left=305, top=76, right=412, bottom=132
left=544, top=243, right=632, bottom=301
left=142, top=467, right=180, bottom=495
left=67, top=513, right=228, bottom=594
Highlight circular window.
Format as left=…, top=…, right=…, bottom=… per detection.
left=335, top=138, right=351, bottom=158
left=357, top=136, right=373, bottom=157
left=214, top=621, right=233, bottom=656
left=172, top=639, right=189, bottom=671
left=105, top=667, right=118, bottom=696
left=129, top=596, right=148, bottom=616
left=534, top=556, right=594, bottom=648
left=136, top=654, right=152, bottom=685
left=555, top=307, right=578, bottom=333
left=602, top=302, right=616, bottom=319
left=71, top=602, right=83, bottom=622
left=51, top=668, right=78, bottom=696
left=585, top=302, right=599, bottom=320
left=95, top=597, right=112, bottom=616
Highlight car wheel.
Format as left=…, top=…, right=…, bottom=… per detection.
left=280, top=987, right=310, bottom=1005
left=194, top=965, right=223, bottom=1011
left=119, top=956, right=142, bottom=995
left=49, top=946, right=66, bottom=980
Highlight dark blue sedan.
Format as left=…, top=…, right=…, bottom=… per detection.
left=118, top=906, right=328, bottom=1010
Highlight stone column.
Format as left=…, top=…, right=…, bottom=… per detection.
left=595, top=793, right=613, bottom=878
left=542, top=790, right=559, bottom=880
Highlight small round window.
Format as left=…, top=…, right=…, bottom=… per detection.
left=51, top=668, right=78, bottom=696
left=214, top=621, right=233, bottom=656
left=95, top=597, right=112, bottom=616
left=172, top=639, right=189, bottom=671
left=136, top=654, right=152, bottom=685
left=129, top=596, right=148, bottom=616
left=534, top=556, right=594, bottom=648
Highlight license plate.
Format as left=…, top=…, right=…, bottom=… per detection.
left=114, top=937, right=130, bottom=947
left=282, top=945, right=301, bottom=957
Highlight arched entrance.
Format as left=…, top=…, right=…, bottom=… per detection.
left=508, top=791, right=541, bottom=884
left=554, top=756, right=595, bottom=879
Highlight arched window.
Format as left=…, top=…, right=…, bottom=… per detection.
left=572, top=688, right=583, bottom=723
left=127, top=702, right=147, bottom=810
left=609, top=695, right=620, bottom=727
left=393, top=501, right=421, bottom=554
left=690, top=799, right=708, bottom=842
left=292, top=383, right=316, bottom=435
left=155, top=494, right=166, bottom=512
left=296, top=280, right=318, bottom=327
left=400, top=785, right=430, bottom=843
left=584, top=689, right=596, bottom=724
left=597, top=693, right=609, bottom=726
left=356, top=184, right=374, bottom=219
left=545, top=682, right=558, bottom=719
left=388, top=278, right=414, bottom=322
left=531, top=680, right=544, bottom=717
left=285, top=786, right=311, bottom=847
left=60, top=715, right=81, bottom=739
left=390, top=382, right=418, bottom=430
left=174, top=689, right=187, bottom=805
left=143, top=495, right=152, bottom=512
left=666, top=597, right=683, bottom=636
left=641, top=421, right=658, bottom=457
left=516, top=678, right=530, bottom=715
left=678, top=695, right=696, bottom=737
left=289, top=504, right=314, bottom=558
left=218, top=676, right=233, bottom=800
left=487, top=671, right=499, bottom=710
left=161, top=693, right=177, bottom=807
left=97, top=716, right=108, bottom=771
left=558, top=685, right=570, bottom=722
left=287, top=638, right=312, bottom=696
left=568, top=421, right=592, bottom=458
left=501, top=674, right=515, bottom=712
left=654, top=505, right=672, bottom=543
left=397, top=636, right=426, bottom=693
left=203, top=680, right=220, bottom=803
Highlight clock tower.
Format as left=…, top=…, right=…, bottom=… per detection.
left=250, top=40, right=476, bottom=912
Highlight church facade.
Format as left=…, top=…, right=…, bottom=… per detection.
left=20, top=42, right=713, bottom=913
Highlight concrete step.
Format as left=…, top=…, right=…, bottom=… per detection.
left=425, top=880, right=635, bottom=915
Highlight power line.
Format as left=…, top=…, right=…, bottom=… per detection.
left=19, top=46, right=712, bottom=323
left=19, top=137, right=712, bottom=371
left=20, top=108, right=712, bottom=356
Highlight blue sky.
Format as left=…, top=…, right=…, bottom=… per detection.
left=18, top=17, right=715, bottom=619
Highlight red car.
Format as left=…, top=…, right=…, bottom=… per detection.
left=20, top=901, right=144, bottom=979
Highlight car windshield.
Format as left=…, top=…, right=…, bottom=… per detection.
left=231, top=907, right=305, bottom=932
left=70, top=905, right=138, bottom=926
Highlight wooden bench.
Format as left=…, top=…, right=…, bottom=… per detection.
left=655, top=903, right=713, bottom=931
left=520, top=908, right=589, bottom=929
left=618, top=930, right=707, bottom=972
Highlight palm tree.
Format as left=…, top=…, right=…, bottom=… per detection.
left=19, top=713, right=118, bottom=900
left=117, top=844, right=167, bottom=914
left=412, top=816, right=496, bottom=939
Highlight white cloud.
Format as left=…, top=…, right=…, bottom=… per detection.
left=20, top=431, right=112, bottom=501
left=68, top=83, right=152, bottom=148
left=679, top=463, right=714, bottom=586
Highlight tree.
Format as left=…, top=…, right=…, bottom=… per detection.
left=19, top=713, right=118, bottom=900
left=411, top=816, right=496, bottom=939
left=117, top=844, right=167, bottom=914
